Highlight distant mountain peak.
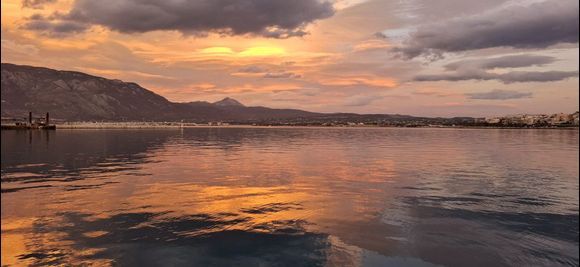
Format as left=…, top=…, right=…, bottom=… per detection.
left=214, top=97, right=244, bottom=107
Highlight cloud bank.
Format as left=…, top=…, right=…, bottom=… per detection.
left=24, top=14, right=88, bottom=36
left=414, top=54, right=579, bottom=83
left=393, top=0, right=579, bottom=59
left=23, top=0, right=335, bottom=38
left=466, top=89, right=532, bottom=100
left=415, top=70, right=578, bottom=84
left=21, top=0, right=56, bottom=9
left=444, top=55, right=557, bottom=71
left=263, top=72, right=302, bottom=79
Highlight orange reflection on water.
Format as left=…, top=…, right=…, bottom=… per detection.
left=2, top=128, right=578, bottom=266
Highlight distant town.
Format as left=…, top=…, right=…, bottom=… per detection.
left=240, top=112, right=580, bottom=128
left=479, top=112, right=579, bottom=127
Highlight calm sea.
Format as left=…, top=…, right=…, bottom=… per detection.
left=1, top=128, right=579, bottom=266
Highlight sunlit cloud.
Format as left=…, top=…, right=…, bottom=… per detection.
left=352, top=40, right=391, bottom=52
left=200, top=47, right=235, bottom=55
left=239, top=47, right=286, bottom=57
left=319, top=76, right=398, bottom=89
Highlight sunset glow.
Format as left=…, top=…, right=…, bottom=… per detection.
left=1, top=0, right=578, bottom=116
left=1, top=2, right=578, bottom=265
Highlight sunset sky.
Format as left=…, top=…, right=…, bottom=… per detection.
left=1, top=0, right=578, bottom=117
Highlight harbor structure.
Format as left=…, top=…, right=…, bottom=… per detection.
left=1, top=112, right=56, bottom=130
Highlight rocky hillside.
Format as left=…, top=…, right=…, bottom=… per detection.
left=0, top=63, right=319, bottom=122
left=1, top=63, right=181, bottom=121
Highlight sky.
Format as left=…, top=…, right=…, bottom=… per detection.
left=1, top=0, right=578, bottom=117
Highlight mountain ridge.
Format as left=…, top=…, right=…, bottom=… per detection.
left=1, top=63, right=469, bottom=124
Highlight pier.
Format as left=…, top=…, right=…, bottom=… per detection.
left=1, top=112, right=56, bottom=130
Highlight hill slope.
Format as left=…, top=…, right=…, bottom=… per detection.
left=1, top=63, right=321, bottom=122
left=1, top=63, right=179, bottom=121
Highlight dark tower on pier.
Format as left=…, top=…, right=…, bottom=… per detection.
left=46, top=112, right=49, bottom=125
left=28, top=112, right=32, bottom=125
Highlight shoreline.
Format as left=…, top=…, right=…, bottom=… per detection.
left=44, top=122, right=580, bottom=130
left=2, top=122, right=578, bottom=130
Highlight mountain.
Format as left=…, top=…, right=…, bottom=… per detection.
left=0, top=63, right=323, bottom=122
left=1, top=63, right=180, bottom=121
left=1, top=63, right=475, bottom=124
left=214, top=97, right=244, bottom=107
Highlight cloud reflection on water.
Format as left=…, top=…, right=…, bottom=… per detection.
left=2, top=128, right=578, bottom=266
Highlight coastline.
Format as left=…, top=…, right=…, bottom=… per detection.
left=44, top=122, right=580, bottom=130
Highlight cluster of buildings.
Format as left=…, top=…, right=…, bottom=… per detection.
left=484, top=112, right=579, bottom=126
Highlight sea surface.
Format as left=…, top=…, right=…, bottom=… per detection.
left=1, top=127, right=579, bottom=267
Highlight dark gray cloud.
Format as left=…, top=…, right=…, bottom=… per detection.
left=444, top=55, right=557, bottom=71
left=393, top=0, right=579, bottom=59
left=24, top=0, right=334, bottom=38
left=498, top=71, right=579, bottom=83
left=373, top=32, right=387, bottom=39
left=22, top=0, right=56, bottom=9
left=415, top=54, right=578, bottom=83
left=415, top=70, right=578, bottom=84
left=466, top=89, right=532, bottom=100
left=23, top=14, right=89, bottom=37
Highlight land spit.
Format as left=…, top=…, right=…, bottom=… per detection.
left=51, top=122, right=580, bottom=129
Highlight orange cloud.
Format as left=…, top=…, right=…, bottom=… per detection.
left=318, top=76, right=398, bottom=89
left=352, top=40, right=390, bottom=52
